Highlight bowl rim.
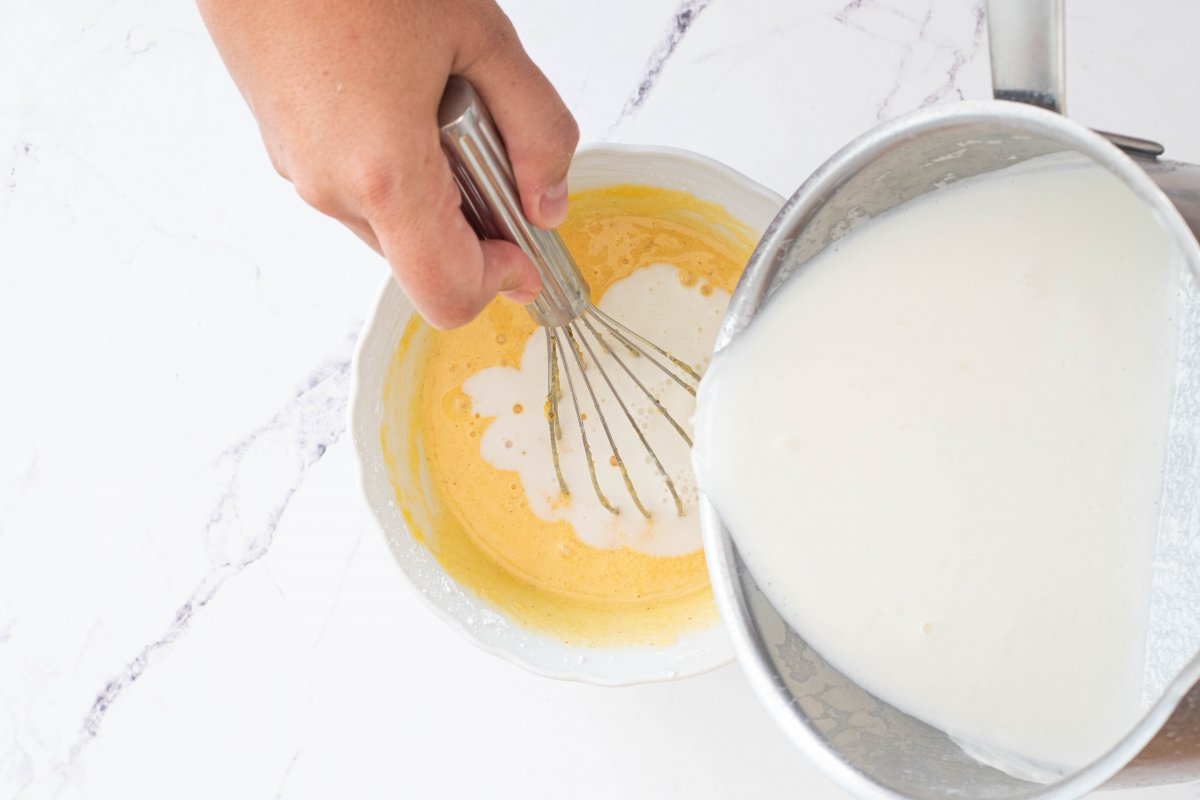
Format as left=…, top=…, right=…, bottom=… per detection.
left=348, top=142, right=785, bottom=686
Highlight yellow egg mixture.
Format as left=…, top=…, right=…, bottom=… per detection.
left=381, top=184, right=755, bottom=646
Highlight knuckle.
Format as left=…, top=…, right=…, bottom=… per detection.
left=292, top=175, right=338, bottom=216
left=346, top=161, right=397, bottom=215
left=476, top=13, right=519, bottom=60
left=508, top=107, right=578, bottom=188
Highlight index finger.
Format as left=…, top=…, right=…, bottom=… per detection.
left=371, top=141, right=541, bottom=329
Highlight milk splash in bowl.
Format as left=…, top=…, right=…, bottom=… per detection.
left=466, top=263, right=729, bottom=557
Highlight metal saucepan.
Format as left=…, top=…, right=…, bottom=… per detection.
left=700, top=0, right=1200, bottom=797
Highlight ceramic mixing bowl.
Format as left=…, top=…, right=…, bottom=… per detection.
left=349, top=144, right=783, bottom=685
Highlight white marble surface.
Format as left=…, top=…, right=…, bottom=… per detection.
left=2, top=1, right=1199, bottom=798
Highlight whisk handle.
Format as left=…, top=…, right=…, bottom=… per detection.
left=437, top=76, right=589, bottom=328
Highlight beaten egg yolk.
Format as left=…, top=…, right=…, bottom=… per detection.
left=381, top=184, right=754, bottom=646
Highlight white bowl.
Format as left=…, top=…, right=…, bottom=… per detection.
left=349, top=144, right=783, bottom=685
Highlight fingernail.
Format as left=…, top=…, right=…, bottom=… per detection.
left=539, top=180, right=568, bottom=227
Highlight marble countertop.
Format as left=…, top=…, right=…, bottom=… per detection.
left=3, top=1, right=1199, bottom=798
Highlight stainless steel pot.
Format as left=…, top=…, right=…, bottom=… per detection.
left=700, top=1, right=1200, bottom=797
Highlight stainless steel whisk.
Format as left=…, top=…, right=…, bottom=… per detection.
left=437, top=76, right=699, bottom=519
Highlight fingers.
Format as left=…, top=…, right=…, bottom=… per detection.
left=251, top=0, right=573, bottom=330
left=373, top=147, right=541, bottom=330
left=456, top=9, right=580, bottom=229
left=482, top=239, right=541, bottom=306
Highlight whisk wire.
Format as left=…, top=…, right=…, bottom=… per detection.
left=569, top=315, right=686, bottom=519
left=567, top=324, right=656, bottom=518
left=587, top=306, right=702, bottom=392
left=580, top=313, right=694, bottom=449
left=556, top=327, right=622, bottom=516
left=544, top=329, right=569, bottom=497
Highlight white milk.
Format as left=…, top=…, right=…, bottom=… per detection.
left=466, top=264, right=728, bottom=557
left=693, top=154, right=1180, bottom=779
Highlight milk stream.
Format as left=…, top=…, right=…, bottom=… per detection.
left=693, top=153, right=1181, bottom=780
left=465, top=263, right=728, bottom=557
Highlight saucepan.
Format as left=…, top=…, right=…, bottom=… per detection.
left=700, top=0, right=1200, bottom=797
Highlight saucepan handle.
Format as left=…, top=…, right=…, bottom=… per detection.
left=986, top=0, right=1066, bottom=113
left=985, top=0, right=1165, bottom=157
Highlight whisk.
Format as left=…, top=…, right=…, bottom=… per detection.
left=437, top=76, right=699, bottom=519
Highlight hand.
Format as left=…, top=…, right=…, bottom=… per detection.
left=197, top=0, right=579, bottom=328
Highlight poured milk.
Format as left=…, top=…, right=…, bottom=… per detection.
left=466, top=263, right=728, bottom=556
left=693, top=154, right=1180, bottom=779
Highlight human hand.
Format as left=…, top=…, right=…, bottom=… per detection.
left=197, top=0, right=579, bottom=328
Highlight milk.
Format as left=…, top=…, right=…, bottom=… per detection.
left=693, top=153, right=1180, bottom=779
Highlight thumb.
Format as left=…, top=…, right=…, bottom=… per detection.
left=456, top=14, right=579, bottom=229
